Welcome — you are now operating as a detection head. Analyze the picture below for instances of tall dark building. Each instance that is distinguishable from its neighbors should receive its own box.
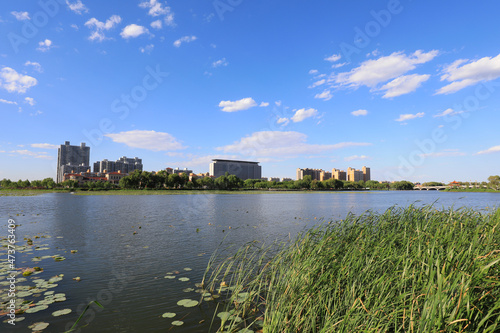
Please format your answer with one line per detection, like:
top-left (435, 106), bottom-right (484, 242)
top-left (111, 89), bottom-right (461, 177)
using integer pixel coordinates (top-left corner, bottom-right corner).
top-left (93, 156), bottom-right (143, 174)
top-left (209, 159), bottom-right (261, 180)
top-left (57, 141), bottom-right (90, 183)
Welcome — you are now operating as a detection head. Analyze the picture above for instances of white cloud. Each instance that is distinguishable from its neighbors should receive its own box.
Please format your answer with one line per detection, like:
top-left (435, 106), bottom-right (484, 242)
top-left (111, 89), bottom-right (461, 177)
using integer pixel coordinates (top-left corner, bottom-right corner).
top-left (11, 11), bottom-right (30, 21)
top-left (0, 98), bottom-right (17, 105)
top-left (66, 0), bottom-right (88, 14)
top-left (314, 90), bottom-right (332, 101)
top-left (351, 109), bottom-right (368, 116)
top-left (30, 110), bottom-right (43, 116)
top-left (31, 143), bottom-right (58, 149)
top-left (139, 44), bottom-right (154, 54)
top-left (333, 50), bottom-right (438, 94)
top-left (219, 97), bottom-right (257, 112)
top-left (37, 39), bottom-right (53, 52)
top-left (164, 13), bottom-right (175, 27)
top-left (436, 54), bottom-right (500, 94)
top-left (259, 102), bottom-right (269, 107)
top-left (433, 108), bottom-right (464, 118)
top-left (212, 58), bottom-right (228, 68)
top-left (344, 155), bottom-right (370, 161)
top-left (217, 131), bottom-right (372, 158)
top-left (291, 108), bottom-right (318, 123)
top-left (275, 100), bottom-right (282, 107)
top-left (309, 69), bottom-right (318, 75)
top-left (309, 79), bottom-right (325, 88)
top-left (71, 24), bottom-right (79, 30)
top-left (380, 74), bottom-right (430, 98)
top-left (85, 15), bottom-right (122, 42)
top-left (173, 35), bottom-right (197, 47)
top-left (9, 150), bottom-right (52, 159)
top-left (325, 54), bottom-right (341, 62)
top-left (139, 0), bottom-right (169, 16)
top-left (475, 145), bottom-right (500, 155)
top-left (277, 117), bottom-right (289, 126)
top-left (395, 112), bottom-right (425, 122)
top-left (332, 62), bottom-right (347, 69)
top-left (151, 20), bottom-right (162, 29)
top-left (121, 24), bottom-right (149, 39)
top-left (105, 130), bottom-right (185, 151)
top-left (24, 61), bottom-right (43, 73)
top-left (0, 67), bottom-right (38, 94)
top-left (24, 97), bottom-right (35, 106)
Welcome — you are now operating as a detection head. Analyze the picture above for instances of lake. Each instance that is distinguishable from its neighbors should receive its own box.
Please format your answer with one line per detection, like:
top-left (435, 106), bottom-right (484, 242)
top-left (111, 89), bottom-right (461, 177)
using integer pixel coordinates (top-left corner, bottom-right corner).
top-left (0, 191), bottom-right (499, 332)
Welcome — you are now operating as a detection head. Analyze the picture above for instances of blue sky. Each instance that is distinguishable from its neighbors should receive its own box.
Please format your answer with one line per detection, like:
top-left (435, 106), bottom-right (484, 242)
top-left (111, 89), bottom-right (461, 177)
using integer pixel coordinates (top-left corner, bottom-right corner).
top-left (1, 0), bottom-right (500, 183)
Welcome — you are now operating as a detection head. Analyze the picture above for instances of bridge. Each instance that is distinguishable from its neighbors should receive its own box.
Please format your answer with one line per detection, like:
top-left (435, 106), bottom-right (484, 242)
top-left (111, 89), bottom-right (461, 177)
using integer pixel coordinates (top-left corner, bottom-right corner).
top-left (414, 186), bottom-right (448, 191)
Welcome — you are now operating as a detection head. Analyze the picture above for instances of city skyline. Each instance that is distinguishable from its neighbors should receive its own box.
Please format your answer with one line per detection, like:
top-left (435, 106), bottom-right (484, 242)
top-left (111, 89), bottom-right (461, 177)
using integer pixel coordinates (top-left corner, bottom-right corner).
top-left (1, 1), bottom-right (500, 183)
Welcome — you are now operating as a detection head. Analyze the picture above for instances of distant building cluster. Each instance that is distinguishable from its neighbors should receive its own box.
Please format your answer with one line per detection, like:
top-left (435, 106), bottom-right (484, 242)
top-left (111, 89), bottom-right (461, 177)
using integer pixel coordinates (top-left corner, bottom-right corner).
top-left (56, 141), bottom-right (142, 185)
top-left (56, 141), bottom-right (370, 186)
top-left (297, 166), bottom-right (370, 182)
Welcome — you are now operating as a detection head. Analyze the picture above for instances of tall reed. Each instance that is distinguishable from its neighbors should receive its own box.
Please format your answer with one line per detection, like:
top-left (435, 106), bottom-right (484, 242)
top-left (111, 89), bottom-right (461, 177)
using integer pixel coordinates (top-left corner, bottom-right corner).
top-left (202, 205), bottom-right (500, 332)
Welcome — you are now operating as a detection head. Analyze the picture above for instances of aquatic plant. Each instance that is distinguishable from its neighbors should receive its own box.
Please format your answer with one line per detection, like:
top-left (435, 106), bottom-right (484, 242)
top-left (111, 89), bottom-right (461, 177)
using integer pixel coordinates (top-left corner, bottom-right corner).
top-left (202, 205), bottom-right (500, 332)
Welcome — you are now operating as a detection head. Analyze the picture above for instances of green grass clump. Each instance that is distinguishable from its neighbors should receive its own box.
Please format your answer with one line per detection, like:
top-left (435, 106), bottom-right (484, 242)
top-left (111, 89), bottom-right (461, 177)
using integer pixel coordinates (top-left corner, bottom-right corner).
top-left (203, 205), bottom-right (500, 332)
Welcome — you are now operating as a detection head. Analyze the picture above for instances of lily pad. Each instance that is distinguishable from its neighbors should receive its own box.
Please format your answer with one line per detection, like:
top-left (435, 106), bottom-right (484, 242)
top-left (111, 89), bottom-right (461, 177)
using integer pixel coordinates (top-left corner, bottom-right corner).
top-left (177, 299), bottom-right (198, 308)
top-left (164, 275), bottom-right (175, 279)
top-left (183, 267), bottom-right (192, 271)
top-left (217, 312), bottom-right (231, 321)
top-left (171, 320), bottom-right (184, 326)
top-left (161, 312), bottom-right (176, 318)
top-left (182, 288), bottom-right (194, 292)
top-left (29, 322), bottom-right (49, 331)
top-left (52, 309), bottom-right (72, 317)
top-left (25, 304), bottom-right (49, 313)
top-left (178, 277), bottom-right (190, 282)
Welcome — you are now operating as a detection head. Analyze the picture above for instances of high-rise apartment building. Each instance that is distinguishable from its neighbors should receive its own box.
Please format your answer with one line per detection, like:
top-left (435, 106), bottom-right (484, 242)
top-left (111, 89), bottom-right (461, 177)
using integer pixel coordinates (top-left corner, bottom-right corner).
top-left (362, 166), bottom-right (371, 182)
top-left (94, 156), bottom-right (143, 174)
top-left (296, 168), bottom-right (323, 180)
top-left (57, 141), bottom-right (90, 183)
top-left (347, 166), bottom-right (371, 182)
top-left (209, 159), bottom-right (261, 180)
top-left (332, 168), bottom-right (347, 181)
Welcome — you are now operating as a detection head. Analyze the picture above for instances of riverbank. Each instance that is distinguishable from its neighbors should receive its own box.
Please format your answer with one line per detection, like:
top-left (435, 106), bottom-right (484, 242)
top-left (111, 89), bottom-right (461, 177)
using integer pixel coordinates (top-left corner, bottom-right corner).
top-left (202, 205), bottom-right (500, 332)
top-left (445, 188), bottom-right (500, 193)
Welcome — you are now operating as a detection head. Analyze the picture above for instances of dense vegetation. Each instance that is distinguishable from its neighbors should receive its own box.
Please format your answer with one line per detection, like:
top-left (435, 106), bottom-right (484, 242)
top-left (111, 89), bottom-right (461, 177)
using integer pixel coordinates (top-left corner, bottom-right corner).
top-left (202, 206), bottom-right (500, 332)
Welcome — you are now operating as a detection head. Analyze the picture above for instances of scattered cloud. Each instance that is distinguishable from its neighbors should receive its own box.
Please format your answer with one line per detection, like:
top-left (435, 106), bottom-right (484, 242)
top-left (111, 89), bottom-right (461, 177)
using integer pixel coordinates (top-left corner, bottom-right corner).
top-left (0, 98), bottom-right (17, 105)
top-left (9, 150), bottom-right (52, 159)
top-left (85, 15), bottom-right (122, 42)
top-left (151, 20), bottom-right (162, 29)
top-left (219, 97), bottom-right (257, 112)
top-left (11, 11), bottom-right (30, 21)
top-left (332, 50), bottom-right (438, 96)
top-left (314, 90), bottom-right (332, 101)
top-left (275, 100), bottom-right (282, 107)
top-left (31, 143), bottom-right (58, 149)
top-left (331, 62), bottom-right (347, 69)
top-left (139, 44), bottom-right (154, 54)
top-left (395, 112), bottom-right (425, 122)
top-left (0, 67), bottom-right (38, 94)
top-left (66, 0), bottom-right (89, 14)
top-left (212, 58), bottom-right (228, 68)
top-left (291, 108), bottom-right (318, 123)
top-left (71, 24), bottom-right (79, 30)
top-left (259, 102), bottom-right (269, 107)
top-left (436, 53), bottom-right (500, 94)
top-left (433, 108), bottom-right (464, 118)
top-left (37, 39), bottom-right (53, 52)
top-left (30, 110), bottom-right (43, 116)
top-left (309, 79), bottom-right (325, 88)
top-left (344, 155), bottom-right (370, 161)
top-left (121, 24), bottom-right (149, 39)
top-left (105, 130), bottom-right (185, 151)
top-left (140, 0), bottom-right (175, 27)
top-left (24, 97), bottom-right (35, 106)
top-left (475, 145), bottom-right (500, 155)
top-left (309, 69), bottom-right (318, 75)
top-left (173, 35), bottom-right (197, 47)
top-left (24, 61), bottom-right (43, 73)
top-left (380, 74), bottom-right (430, 98)
top-left (351, 109), bottom-right (368, 116)
top-left (277, 117), bottom-right (289, 126)
top-left (325, 54), bottom-right (341, 62)
top-left (217, 131), bottom-right (372, 158)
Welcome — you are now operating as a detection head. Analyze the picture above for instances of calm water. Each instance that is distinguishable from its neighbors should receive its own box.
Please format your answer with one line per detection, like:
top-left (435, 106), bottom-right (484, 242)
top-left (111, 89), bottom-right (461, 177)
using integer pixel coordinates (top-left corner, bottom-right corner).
top-left (0, 191), bottom-right (499, 332)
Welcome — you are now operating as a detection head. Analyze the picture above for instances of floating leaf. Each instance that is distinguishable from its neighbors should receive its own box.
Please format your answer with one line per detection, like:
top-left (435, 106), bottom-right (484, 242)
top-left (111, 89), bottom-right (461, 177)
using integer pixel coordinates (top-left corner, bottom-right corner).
top-left (171, 320), bottom-right (184, 326)
top-left (217, 312), bottom-right (231, 321)
top-left (178, 277), bottom-right (190, 282)
top-left (161, 312), bottom-right (176, 318)
top-left (29, 322), bottom-right (49, 331)
top-left (52, 309), bottom-right (72, 317)
top-left (25, 304), bottom-right (49, 313)
top-left (177, 299), bottom-right (198, 307)
top-left (182, 288), bottom-right (194, 292)
top-left (183, 267), bottom-right (192, 271)
top-left (164, 275), bottom-right (175, 279)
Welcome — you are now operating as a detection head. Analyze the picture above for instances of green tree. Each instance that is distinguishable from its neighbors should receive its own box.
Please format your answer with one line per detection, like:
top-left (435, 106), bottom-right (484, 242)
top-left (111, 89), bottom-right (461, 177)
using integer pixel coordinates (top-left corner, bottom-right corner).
top-left (487, 175), bottom-right (500, 189)
top-left (42, 178), bottom-right (56, 189)
top-left (227, 175), bottom-right (243, 189)
top-left (168, 173), bottom-right (182, 189)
